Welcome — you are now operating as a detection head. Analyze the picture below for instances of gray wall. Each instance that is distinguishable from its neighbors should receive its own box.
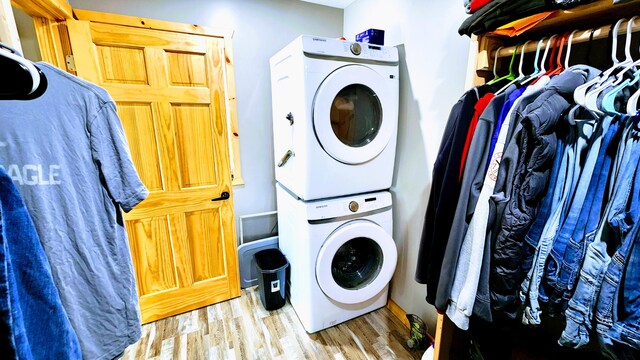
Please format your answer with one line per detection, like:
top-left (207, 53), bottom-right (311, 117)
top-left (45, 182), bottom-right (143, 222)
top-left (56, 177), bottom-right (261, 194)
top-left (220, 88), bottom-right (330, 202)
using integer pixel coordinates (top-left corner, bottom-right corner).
top-left (66, 0), bottom-right (344, 229)
top-left (344, 0), bottom-right (470, 335)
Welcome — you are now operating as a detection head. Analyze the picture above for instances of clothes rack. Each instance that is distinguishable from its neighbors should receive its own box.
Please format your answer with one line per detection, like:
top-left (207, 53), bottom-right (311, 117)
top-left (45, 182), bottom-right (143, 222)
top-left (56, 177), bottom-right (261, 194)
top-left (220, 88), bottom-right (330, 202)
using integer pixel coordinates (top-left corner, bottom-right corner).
top-left (433, 1), bottom-right (640, 359)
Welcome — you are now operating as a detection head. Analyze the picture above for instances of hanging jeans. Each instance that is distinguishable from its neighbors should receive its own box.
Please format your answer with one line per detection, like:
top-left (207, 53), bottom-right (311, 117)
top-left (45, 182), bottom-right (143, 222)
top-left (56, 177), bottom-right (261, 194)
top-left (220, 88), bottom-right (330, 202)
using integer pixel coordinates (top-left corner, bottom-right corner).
top-left (596, 132), bottom-right (640, 356)
top-left (521, 115), bottom-right (600, 325)
top-left (546, 117), bottom-right (623, 313)
top-left (560, 129), bottom-right (640, 349)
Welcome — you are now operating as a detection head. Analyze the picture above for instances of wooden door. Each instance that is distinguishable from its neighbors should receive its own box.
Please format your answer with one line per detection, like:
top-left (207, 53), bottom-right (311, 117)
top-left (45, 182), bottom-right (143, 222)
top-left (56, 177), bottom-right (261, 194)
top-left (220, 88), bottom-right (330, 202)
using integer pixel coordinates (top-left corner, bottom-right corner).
top-left (66, 19), bottom-right (240, 323)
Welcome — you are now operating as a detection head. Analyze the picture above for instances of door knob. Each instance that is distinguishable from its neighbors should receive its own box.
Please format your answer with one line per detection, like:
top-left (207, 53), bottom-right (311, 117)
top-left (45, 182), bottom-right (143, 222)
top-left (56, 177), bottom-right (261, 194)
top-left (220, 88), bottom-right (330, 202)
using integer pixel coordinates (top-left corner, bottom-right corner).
top-left (211, 191), bottom-right (230, 202)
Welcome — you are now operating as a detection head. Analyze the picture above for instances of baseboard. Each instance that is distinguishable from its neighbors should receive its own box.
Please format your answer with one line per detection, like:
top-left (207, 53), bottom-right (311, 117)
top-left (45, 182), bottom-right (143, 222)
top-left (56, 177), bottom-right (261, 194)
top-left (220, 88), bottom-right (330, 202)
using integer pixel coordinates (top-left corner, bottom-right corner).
top-left (386, 299), bottom-right (411, 329)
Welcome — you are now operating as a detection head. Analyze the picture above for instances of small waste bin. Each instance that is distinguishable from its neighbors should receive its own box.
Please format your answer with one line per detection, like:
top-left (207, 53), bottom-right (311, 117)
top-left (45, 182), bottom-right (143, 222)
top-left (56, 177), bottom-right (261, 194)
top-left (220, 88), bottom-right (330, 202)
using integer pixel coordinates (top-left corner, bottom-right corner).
top-left (254, 248), bottom-right (289, 311)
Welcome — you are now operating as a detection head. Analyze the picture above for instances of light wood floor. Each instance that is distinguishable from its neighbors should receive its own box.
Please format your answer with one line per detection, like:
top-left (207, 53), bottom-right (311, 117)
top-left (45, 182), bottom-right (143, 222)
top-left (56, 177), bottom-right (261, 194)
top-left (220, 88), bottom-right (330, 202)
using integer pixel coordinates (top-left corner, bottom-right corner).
top-left (121, 287), bottom-right (422, 360)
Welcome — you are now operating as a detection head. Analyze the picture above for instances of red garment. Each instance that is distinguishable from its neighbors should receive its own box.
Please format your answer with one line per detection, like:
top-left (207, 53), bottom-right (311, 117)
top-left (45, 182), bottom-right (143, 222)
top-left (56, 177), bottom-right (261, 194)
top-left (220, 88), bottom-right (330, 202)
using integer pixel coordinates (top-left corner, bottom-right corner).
top-left (459, 93), bottom-right (495, 180)
top-left (470, 0), bottom-right (494, 13)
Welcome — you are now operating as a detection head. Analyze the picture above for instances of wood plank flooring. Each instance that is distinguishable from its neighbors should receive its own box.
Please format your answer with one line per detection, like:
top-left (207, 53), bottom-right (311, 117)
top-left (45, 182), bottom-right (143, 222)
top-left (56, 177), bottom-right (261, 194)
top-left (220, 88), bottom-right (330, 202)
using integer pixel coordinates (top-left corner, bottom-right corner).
top-left (121, 287), bottom-right (423, 359)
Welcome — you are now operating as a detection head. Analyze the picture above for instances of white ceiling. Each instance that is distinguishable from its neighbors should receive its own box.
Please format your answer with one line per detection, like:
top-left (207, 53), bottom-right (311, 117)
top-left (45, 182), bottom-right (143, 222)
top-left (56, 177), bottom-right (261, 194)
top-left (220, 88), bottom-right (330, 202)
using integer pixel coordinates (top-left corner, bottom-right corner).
top-left (300, 0), bottom-right (356, 9)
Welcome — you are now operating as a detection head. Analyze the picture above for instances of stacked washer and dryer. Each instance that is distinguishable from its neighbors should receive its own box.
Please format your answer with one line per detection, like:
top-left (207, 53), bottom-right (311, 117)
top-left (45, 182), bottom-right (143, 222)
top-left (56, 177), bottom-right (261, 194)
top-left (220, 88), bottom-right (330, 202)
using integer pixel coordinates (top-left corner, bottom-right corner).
top-left (269, 35), bottom-right (400, 333)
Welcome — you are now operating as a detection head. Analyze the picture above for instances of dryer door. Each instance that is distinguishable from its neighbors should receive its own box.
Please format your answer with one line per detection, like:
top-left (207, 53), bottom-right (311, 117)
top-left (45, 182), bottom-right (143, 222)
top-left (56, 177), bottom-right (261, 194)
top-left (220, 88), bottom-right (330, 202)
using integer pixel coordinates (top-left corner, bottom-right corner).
top-left (313, 64), bottom-right (394, 164)
top-left (316, 220), bottom-right (397, 304)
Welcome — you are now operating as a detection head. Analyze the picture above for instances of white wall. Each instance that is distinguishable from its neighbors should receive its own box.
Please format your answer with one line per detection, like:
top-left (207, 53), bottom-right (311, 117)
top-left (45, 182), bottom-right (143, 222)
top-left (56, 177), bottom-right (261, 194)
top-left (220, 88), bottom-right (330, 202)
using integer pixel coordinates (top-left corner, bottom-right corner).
top-left (66, 0), bottom-right (343, 227)
top-left (344, 0), bottom-right (470, 334)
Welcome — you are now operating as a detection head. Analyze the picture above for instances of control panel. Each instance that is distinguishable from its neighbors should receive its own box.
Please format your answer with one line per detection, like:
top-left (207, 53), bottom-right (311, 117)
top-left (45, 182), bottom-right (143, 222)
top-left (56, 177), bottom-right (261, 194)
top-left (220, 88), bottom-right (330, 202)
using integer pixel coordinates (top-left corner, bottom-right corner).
top-left (300, 35), bottom-right (398, 63)
top-left (306, 191), bottom-right (392, 221)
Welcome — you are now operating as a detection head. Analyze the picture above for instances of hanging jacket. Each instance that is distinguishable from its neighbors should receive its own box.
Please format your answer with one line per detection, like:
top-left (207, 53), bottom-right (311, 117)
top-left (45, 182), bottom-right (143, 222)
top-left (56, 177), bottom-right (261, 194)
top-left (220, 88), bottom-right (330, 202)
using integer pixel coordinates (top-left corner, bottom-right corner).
top-left (436, 85), bottom-right (515, 313)
top-left (489, 65), bottom-right (600, 320)
top-left (416, 85), bottom-right (493, 304)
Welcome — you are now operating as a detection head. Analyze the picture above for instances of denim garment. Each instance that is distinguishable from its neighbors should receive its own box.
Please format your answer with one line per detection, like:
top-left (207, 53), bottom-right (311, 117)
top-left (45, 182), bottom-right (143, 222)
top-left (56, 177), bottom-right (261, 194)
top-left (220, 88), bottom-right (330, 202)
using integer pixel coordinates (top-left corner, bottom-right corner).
top-left (545, 117), bottom-right (621, 310)
top-left (520, 108), bottom-right (595, 297)
top-left (553, 117), bottom-right (625, 308)
top-left (521, 114), bottom-right (600, 325)
top-left (490, 66), bottom-right (600, 320)
top-left (597, 135), bottom-right (640, 353)
top-left (520, 135), bottom-right (566, 288)
top-left (609, 220), bottom-right (640, 351)
top-left (0, 166), bottom-right (81, 359)
top-left (597, 220), bottom-right (640, 356)
top-left (560, 131), bottom-right (640, 348)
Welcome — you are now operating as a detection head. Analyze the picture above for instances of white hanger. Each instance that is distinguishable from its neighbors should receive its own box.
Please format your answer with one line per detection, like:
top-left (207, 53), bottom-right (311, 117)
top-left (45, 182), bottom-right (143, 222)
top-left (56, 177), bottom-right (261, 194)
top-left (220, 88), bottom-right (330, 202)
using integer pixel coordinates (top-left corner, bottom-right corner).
top-left (610, 16), bottom-right (640, 87)
top-left (520, 37), bottom-right (547, 85)
top-left (564, 30), bottom-right (578, 69)
top-left (575, 19), bottom-right (626, 107)
top-left (0, 46), bottom-right (40, 94)
top-left (584, 18), bottom-right (636, 112)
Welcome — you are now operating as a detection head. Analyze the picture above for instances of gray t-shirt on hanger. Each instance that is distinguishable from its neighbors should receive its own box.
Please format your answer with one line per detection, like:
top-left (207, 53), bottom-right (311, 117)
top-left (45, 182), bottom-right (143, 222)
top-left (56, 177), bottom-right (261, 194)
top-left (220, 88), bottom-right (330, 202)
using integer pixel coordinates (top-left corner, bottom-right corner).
top-left (0, 63), bottom-right (148, 360)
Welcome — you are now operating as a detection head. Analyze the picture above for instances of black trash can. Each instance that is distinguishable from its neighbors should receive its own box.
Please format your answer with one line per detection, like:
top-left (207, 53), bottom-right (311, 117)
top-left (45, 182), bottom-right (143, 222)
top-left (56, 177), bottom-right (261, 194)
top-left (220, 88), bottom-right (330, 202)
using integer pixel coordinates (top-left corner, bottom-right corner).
top-left (254, 248), bottom-right (289, 311)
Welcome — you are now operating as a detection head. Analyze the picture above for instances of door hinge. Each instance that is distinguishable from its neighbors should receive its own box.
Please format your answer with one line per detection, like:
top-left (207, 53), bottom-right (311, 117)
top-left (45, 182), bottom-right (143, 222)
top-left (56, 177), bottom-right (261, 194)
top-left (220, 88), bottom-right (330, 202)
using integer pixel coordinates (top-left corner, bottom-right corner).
top-left (65, 55), bottom-right (77, 72)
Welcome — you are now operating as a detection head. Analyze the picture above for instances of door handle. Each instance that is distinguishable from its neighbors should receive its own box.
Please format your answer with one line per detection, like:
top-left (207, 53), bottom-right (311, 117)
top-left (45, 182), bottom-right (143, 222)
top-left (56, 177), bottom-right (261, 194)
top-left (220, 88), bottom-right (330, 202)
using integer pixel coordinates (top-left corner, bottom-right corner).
top-left (286, 112), bottom-right (294, 126)
top-left (211, 191), bottom-right (230, 202)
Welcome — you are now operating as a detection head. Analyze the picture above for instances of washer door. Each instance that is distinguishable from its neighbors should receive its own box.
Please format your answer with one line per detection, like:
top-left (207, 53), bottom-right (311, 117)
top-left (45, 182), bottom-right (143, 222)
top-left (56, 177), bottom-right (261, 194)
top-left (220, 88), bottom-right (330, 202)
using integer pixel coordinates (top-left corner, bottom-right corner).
top-left (316, 220), bottom-right (397, 304)
top-left (313, 65), bottom-right (393, 164)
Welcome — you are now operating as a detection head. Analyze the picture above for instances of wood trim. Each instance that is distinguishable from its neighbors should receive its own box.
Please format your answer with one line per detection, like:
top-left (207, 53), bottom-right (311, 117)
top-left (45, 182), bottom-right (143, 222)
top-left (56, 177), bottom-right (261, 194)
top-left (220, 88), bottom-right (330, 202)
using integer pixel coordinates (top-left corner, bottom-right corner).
top-left (386, 299), bottom-right (411, 329)
top-left (433, 314), bottom-right (453, 360)
top-left (223, 37), bottom-right (244, 186)
top-left (493, 19), bottom-right (640, 59)
top-left (494, 0), bottom-right (640, 38)
top-left (33, 17), bottom-right (64, 68)
top-left (11, 0), bottom-right (72, 20)
top-left (1, 0), bottom-right (23, 54)
top-left (73, 9), bottom-right (234, 39)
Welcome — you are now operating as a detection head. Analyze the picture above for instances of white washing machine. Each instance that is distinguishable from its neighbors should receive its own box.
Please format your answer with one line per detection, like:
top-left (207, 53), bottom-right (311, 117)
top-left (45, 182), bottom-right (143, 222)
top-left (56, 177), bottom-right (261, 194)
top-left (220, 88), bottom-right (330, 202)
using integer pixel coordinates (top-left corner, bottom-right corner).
top-left (270, 35), bottom-right (399, 201)
top-left (276, 184), bottom-right (398, 333)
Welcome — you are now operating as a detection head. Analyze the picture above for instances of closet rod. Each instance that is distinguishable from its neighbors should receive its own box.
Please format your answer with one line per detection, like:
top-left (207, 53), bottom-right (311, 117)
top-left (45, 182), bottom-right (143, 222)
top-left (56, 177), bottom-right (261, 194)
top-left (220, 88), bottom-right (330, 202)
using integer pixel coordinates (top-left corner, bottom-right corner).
top-left (492, 19), bottom-right (640, 58)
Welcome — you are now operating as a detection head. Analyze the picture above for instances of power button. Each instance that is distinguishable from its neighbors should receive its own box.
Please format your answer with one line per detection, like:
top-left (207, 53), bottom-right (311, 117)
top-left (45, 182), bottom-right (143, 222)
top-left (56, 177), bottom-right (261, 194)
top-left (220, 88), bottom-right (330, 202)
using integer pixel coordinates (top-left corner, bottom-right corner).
top-left (348, 201), bottom-right (359, 212)
top-left (350, 42), bottom-right (362, 55)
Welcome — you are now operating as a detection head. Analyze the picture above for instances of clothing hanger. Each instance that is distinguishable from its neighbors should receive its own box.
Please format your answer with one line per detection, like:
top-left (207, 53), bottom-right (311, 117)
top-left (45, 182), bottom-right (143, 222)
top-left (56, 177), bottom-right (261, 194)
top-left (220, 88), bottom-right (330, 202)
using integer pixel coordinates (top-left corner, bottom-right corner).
top-left (564, 30), bottom-right (578, 69)
top-left (488, 46), bottom-right (518, 86)
top-left (0, 43), bottom-right (47, 100)
top-left (0, 46), bottom-right (39, 93)
top-left (610, 16), bottom-right (640, 87)
top-left (487, 46), bottom-right (503, 85)
top-left (547, 33), bottom-right (568, 76)
top-left (495, 43), bottom-right (528, 95)
top-left (520, 37), bottom-right (547, 86)
top-left (584, 18), bottom-right (635, 112)
top-left (575, 20), bottom-right (624, 107)
top-left (602, 69), bottom-right (640, 115)
top-left (530, 34), bottom-right (558, 85)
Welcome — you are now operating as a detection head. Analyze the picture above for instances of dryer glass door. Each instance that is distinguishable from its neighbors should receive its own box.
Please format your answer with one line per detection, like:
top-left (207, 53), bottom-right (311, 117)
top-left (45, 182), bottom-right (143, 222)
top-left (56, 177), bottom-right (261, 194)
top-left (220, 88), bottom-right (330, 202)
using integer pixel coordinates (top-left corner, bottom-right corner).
top-left (313, 65), bottom-right (394, 164)
top-left (316, 220), bottom-right (397, 304)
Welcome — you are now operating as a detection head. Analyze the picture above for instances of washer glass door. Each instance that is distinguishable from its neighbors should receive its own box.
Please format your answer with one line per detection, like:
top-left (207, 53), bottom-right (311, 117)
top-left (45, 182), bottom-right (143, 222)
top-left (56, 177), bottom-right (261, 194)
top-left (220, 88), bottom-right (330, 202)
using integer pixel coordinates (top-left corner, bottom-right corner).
top-left (316, 220), bottom-right (397, 304)
top-left (313, 64), bottom-right (394, 164)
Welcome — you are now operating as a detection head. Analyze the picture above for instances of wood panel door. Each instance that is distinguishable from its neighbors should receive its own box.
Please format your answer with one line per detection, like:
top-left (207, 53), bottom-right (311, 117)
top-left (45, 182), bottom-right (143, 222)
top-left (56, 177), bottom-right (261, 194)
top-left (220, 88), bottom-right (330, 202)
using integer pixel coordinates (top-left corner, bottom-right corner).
top-left (66, 19), bottom-right (240, 323)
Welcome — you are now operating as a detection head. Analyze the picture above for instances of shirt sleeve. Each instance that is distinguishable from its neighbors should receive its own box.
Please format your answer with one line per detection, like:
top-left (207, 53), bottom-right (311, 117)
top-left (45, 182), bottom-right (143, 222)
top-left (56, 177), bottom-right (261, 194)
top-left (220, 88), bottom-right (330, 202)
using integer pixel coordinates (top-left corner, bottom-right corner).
top-left (88, 101), bottom-right (149, 212)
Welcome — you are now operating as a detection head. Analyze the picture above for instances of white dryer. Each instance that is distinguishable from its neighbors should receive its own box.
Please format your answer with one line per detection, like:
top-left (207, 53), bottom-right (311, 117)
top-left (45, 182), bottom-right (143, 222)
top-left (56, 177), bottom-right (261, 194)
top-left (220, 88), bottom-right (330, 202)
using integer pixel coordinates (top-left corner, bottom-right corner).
top-left (270, 35), bottom-right (399, 201)
top-left (276, 184), bottom-right (397, 333)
